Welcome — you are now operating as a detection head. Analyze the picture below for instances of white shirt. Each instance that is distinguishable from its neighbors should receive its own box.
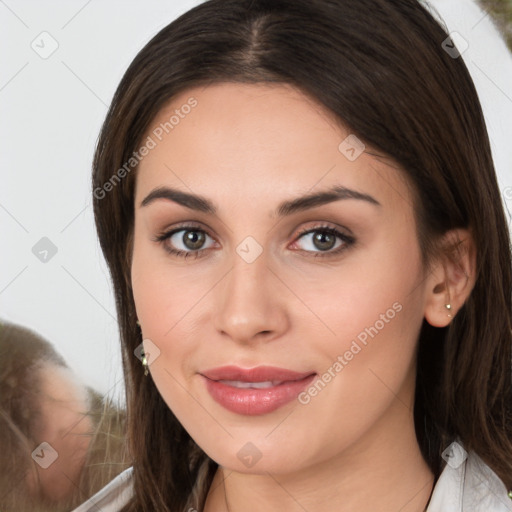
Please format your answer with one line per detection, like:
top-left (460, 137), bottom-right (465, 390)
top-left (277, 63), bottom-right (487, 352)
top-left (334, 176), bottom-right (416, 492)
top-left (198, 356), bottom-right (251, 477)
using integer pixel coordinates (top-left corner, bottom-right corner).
top-left (72, 448), bottom-right (512, 511)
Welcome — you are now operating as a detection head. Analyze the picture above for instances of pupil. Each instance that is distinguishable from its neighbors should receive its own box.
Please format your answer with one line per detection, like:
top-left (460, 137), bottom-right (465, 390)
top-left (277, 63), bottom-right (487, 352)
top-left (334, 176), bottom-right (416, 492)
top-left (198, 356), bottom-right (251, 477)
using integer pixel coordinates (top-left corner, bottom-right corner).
top-left (184, 230), bottom-right (205, 250)
top-left (314, 231), bottom-right (335, 251)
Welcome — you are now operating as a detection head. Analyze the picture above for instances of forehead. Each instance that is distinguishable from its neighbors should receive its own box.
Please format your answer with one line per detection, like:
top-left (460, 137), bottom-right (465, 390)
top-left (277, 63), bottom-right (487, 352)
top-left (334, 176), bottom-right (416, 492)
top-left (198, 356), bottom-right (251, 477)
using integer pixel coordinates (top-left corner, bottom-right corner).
top-left (136, 82), bottom-right (414, 216)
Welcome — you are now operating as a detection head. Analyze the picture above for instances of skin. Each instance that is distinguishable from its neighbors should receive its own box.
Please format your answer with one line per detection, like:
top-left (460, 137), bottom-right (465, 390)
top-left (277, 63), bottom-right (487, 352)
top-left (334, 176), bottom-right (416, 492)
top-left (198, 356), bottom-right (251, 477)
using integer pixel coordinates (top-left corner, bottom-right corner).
top-left (131, 82), bottom-right (476, 512)
top-left (27, 363), bottom-right (93, 504)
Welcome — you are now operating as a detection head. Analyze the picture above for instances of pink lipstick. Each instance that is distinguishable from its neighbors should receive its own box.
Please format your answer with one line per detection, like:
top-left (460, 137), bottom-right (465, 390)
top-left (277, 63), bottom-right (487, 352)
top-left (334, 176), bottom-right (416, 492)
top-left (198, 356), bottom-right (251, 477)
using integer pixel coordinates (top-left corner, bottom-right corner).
top-left (200, 365), bottom-right (316, 415)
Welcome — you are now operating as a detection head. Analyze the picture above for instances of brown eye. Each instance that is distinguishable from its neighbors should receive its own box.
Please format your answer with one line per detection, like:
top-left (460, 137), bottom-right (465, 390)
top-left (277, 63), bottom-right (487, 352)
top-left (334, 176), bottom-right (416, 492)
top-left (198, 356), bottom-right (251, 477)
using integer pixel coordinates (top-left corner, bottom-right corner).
top-left (153, 225), bottom-right (216, 258)
top-left (292, 225), bottom-right (355, 257)
top-left (181, 230), bottom-right (206, 250)
top-left (310, 231), bottom-right (337, 251)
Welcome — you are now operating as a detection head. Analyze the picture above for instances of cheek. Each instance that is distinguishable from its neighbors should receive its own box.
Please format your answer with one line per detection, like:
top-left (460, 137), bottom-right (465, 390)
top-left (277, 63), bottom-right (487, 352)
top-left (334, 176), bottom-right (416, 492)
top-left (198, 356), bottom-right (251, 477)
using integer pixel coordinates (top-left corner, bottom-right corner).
top-left (286, 230), bottom-right (423, 362)
top-left (131, 237), bottom-right (203, 336)
top-left (131, 245), bottom-right (204, 404)
top-left (287, 238), bottom-right (424, 420)
top-left (130, 220), bottom-right (426, 470)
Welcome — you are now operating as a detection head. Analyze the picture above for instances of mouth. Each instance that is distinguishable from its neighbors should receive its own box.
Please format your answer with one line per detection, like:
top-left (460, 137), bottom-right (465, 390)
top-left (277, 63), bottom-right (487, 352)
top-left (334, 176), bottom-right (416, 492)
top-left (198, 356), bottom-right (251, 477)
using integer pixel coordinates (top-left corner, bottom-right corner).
top-left (200, 365), bottom-right (317, 415)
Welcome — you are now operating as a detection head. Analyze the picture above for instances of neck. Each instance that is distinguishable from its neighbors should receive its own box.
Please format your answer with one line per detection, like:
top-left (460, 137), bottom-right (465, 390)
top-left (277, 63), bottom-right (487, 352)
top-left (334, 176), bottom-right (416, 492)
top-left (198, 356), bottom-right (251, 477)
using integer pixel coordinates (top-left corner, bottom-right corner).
top-left (204, 386), bottom-right (434, 512)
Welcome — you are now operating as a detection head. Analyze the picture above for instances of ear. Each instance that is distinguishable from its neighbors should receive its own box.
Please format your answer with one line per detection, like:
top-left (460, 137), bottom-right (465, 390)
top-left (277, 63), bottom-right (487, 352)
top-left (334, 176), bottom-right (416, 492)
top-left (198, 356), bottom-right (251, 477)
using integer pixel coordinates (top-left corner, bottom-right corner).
top-left (424, 228), bottom-right (477, 328)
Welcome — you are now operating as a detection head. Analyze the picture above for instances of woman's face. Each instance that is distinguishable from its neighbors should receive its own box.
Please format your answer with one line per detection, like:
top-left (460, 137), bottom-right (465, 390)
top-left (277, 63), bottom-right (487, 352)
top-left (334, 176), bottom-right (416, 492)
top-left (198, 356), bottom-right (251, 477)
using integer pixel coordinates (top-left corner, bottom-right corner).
top-left (131, 82), bottom-right (430, 473)
top-left (27, 363), bottom-right (92, 502)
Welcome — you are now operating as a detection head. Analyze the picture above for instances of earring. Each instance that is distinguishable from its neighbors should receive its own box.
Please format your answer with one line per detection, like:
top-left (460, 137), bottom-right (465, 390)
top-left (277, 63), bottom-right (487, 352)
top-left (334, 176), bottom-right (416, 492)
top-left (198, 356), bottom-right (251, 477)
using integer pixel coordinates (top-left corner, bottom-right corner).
top-left (136, 321), bottom-right (148, 376)
top-left (141, 347), bottom-right (149, 376)
top-left (445, 304), bottom-right (453, 318)
top-left (508, 490), bottom-right (512, 500)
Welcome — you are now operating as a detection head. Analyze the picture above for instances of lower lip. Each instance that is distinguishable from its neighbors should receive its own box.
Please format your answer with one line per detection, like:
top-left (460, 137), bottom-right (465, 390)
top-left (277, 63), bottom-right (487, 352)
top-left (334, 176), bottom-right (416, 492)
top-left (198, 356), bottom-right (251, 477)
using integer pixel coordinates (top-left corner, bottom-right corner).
top-left (202, 374), bottom-right (316, 415)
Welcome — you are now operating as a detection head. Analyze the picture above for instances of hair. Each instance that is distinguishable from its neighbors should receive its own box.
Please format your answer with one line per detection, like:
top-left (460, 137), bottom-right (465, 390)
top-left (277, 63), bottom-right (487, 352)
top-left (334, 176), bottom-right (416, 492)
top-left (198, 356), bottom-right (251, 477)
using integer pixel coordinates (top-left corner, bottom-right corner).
top-left (91, 0), bottom-right (512, 510)
top-left (0, 320), bottom-right (131, 511)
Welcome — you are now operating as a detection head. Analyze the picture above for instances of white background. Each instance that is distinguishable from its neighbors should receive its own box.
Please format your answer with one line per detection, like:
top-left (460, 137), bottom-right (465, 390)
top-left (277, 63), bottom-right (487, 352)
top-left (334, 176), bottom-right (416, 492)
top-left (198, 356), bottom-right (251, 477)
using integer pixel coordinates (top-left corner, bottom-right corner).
top-left (1, 0), bottom-right (511, 404)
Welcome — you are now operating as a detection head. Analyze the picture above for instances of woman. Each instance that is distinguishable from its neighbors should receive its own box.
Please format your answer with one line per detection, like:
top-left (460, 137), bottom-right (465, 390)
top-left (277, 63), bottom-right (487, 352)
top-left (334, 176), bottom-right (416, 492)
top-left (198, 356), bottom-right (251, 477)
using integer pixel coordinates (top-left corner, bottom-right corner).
top-left (0, 321), bottom-right (130, 511)
top-left (75, 0), bottom-right (512, 510)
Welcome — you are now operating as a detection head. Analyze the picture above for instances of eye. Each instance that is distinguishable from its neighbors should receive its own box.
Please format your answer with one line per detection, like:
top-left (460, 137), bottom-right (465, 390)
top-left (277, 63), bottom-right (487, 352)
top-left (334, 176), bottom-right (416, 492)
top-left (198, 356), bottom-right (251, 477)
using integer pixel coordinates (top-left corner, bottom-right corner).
top-left (153, 223), bottom-right (355, 259)
top-left (152, 224), bottom-right (216, 259)
top-left (290, 224), bottom-right (355, 257)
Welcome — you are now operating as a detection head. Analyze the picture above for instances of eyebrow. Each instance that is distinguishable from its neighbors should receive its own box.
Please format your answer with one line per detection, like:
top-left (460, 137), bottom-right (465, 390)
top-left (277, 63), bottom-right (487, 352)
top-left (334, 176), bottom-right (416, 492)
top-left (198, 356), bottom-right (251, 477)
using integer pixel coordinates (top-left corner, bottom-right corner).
top-left (140, 184), bottom-right (381, 216)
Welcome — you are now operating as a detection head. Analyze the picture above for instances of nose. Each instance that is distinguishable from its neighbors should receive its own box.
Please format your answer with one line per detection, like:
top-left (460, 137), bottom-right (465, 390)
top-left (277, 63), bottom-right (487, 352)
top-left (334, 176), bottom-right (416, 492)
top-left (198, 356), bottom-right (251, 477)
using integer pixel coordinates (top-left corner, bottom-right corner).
top-left (212, 248), bottom-right (289, 346)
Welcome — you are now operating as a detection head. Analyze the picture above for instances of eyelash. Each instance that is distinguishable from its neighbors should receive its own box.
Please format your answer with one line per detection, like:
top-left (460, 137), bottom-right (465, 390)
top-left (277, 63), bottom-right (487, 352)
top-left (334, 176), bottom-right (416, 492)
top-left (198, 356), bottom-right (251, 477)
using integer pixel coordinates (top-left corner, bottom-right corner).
top-left (152, 223), bottom-right (355, 260)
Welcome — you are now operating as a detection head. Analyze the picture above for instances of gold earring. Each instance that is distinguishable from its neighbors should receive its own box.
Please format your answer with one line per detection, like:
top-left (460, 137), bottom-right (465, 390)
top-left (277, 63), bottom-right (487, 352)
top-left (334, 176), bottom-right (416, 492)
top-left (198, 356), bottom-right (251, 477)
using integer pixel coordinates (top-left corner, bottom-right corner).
top-left (445, 303), bottom-right (453, 318)
top-left (136, 320), bottom-right (141, 327)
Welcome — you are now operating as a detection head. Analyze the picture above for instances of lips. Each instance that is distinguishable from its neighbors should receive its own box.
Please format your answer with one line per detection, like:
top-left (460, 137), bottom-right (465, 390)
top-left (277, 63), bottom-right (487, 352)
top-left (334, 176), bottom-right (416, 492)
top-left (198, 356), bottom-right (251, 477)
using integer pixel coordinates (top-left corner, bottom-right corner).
top-left (200, 365), bottom-right (316, 415)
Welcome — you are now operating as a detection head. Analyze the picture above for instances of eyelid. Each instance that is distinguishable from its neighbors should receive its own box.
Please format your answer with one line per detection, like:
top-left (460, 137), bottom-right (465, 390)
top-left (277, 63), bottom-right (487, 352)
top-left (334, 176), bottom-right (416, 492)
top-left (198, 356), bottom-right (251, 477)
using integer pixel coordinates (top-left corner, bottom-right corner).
top-left (153, 221), bottom-right (217, 248)
top-left (290, 223), bottom-right (355, 255)
top-left (293, 222), bottom-right (353, 239)
top-left (154, 221), bottom-right (215, 241)
top-left (153, 221), bottom-right (355, 259)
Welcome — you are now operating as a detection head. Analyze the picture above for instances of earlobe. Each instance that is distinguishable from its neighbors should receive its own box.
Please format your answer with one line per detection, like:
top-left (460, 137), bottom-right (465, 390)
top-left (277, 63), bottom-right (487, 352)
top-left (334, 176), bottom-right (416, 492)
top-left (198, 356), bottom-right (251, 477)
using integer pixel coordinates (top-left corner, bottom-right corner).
top-left (424, 278), bottom-right (454, 328)
top-left (423, 228), bottom-right (477, 328)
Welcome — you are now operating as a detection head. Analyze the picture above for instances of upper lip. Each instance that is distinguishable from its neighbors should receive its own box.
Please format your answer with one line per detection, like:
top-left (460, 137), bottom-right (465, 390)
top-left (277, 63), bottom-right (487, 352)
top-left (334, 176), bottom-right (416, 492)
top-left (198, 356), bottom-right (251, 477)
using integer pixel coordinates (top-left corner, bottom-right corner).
top-left (200, 365), bottom-right (316, 383)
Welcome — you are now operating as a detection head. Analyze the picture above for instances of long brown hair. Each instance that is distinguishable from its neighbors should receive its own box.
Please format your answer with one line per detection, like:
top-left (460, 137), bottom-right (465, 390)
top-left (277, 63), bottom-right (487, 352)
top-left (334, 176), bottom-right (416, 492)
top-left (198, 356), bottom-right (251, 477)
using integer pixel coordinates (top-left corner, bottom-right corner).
top-left (91, 0), bottom-right (512, 510)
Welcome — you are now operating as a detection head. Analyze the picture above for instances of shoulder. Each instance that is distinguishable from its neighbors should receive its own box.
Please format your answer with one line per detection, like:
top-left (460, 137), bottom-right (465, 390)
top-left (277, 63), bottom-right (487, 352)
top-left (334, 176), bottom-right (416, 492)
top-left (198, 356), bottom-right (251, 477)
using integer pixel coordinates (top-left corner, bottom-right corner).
top-left (427, 442), bottom-right (512, 512)
top-left (71, 467), bottom-right (134, 512)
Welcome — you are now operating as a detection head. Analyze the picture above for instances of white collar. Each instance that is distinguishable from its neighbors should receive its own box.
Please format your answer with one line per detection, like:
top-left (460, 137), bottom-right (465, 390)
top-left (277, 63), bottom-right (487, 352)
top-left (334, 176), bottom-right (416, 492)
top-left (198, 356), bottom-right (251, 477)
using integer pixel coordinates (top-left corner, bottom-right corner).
top-left (427, 442), bottom-right (512, 511)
